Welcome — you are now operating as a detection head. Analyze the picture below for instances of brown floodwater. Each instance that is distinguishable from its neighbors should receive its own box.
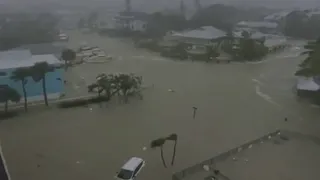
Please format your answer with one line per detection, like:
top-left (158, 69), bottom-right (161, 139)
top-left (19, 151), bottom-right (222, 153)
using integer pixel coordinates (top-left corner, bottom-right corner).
top-left (0, 31), bottom-right (319, 180)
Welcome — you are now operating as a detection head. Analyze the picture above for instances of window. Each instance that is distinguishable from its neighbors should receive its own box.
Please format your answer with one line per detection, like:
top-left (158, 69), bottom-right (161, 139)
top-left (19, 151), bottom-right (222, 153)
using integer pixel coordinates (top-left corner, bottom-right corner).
top-left (117, 169), bottom-right (133, 179)
top-left (0, 72), bottom-right (7, 76)
top-left (133, 162), bottom-right (143, 176)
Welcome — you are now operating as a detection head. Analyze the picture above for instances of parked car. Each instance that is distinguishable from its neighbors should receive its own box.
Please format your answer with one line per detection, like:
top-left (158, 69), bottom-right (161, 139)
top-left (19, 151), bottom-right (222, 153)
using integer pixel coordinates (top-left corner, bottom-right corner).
top-left (115, 157), bottom-right (145, 180)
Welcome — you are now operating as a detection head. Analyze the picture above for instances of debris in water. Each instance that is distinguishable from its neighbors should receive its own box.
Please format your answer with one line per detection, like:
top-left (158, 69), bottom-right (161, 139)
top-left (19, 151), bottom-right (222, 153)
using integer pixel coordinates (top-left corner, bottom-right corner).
top-left (203, 165), bottom-right (210, 171)
top-left (248, 144), bottom-right (252, 149)
top-left (268, 136), bottom-right (271, 139)
top-left (89, 108), bottom-right (93, 111)
top-left (232, 157), bottom-right (237, 161)
top-left (168, 89), bottom-right (175, 92)
top-left (142, 147), bottom-right (147, 151)
top-left (237, 147), bottom-right (242, 152)
top-left (244, 159), bottom-right (249, 162)
top-left (76, 161), bottom-right (80, 164)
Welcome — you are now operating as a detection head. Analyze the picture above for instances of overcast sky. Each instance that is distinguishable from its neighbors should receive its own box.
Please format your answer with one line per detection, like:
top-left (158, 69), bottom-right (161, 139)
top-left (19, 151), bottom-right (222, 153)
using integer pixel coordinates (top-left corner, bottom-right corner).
top-left (1, 0), bottom-right (320, 11)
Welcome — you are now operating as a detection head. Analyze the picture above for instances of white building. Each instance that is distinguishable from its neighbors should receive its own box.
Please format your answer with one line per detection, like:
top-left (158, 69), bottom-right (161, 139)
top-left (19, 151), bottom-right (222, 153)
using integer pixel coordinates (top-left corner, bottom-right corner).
top-left (235, 21), bottom-right (279, 34)
top-left (112, 12), bottom-right (148, 33)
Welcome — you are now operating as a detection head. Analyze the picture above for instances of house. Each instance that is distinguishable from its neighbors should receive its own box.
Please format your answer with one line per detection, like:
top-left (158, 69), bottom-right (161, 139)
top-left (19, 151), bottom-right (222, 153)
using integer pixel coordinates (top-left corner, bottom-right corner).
top-left (112, 11), bottom-right (148, 32)
top-left (296, 76), bottom-right (320, 97)
top-left (170, 26), bottom-right (227, 45)
top-left (235, 21), bottom-right (279, 34)
top-left (264, 11), bottom-right (291, 22)
top-left (0, 50), bottom-right (64, 102)
top-left (233, 31), bottom-right (287, 52)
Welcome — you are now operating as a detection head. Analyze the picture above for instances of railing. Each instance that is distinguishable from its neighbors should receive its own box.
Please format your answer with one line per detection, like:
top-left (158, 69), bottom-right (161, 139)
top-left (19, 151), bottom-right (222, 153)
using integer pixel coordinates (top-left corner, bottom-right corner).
top-left (172, 130), bottom-right (281, 180)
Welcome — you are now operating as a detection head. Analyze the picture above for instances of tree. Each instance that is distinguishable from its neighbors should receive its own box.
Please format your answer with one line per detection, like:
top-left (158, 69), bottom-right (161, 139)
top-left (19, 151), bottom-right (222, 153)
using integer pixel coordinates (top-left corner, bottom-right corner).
top-left (166, 133), bottom-right (178, 165)
top-left (30, 62), bottom-right (55, 106)
top-left (234, 31), bottom-right (268, 61)
top-left (89, 73), bottom-right (143, 103)
top-left (0, 85), bottom-right (21, 113)
top-left (295, 38), bottom-right (320, 76)
top-left (88, 73), bottom-right (114, 99)
top-left (10, 67), bottom-right (30, 112)
top-left (150, 138), bottom-right (167, 168)
top-left (61, 49), bottom-right (76, 71)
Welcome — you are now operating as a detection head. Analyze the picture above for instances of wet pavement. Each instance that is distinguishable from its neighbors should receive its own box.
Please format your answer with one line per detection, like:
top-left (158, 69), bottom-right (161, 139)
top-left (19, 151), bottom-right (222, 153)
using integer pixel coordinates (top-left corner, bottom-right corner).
top-left (0, 31), bottom-right (320, 180)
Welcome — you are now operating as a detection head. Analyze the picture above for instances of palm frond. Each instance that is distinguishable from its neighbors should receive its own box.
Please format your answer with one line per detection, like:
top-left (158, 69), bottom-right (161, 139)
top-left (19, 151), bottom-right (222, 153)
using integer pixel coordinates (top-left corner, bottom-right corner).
top-left (166, 133), bottom-right (178, 141)
top-left (150, 138), bottom-right (166, 148)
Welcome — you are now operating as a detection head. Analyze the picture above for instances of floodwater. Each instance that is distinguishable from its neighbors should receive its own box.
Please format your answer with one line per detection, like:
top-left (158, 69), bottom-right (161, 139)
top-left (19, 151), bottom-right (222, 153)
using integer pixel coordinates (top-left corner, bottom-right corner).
top-left (0, 31), bottom-right (320, 180)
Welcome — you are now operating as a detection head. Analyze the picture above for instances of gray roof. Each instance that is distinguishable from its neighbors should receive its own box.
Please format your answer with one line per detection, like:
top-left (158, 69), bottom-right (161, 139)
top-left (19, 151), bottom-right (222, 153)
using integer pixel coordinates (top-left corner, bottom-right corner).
top-left (297, 76), bottom-right (320, 91)
top-left (0, 50), bottom-right (62, 69)
top-left (237, 21), bottom-right (278, 29)
top-left (12, 43), bottom-right (65, 56)
top-left (172, 26), bottom-right (226, 40)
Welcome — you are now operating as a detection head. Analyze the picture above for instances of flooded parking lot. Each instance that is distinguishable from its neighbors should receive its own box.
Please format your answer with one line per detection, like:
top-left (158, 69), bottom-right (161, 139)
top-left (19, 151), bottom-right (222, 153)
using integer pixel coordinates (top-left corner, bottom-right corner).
top-left (1, 31), bottom-right (320, 180)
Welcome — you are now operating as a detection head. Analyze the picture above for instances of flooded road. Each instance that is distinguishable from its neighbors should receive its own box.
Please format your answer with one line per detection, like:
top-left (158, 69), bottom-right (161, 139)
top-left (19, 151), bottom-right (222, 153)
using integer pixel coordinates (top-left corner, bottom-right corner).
top-left (1, 31), bottom-right (320, 180)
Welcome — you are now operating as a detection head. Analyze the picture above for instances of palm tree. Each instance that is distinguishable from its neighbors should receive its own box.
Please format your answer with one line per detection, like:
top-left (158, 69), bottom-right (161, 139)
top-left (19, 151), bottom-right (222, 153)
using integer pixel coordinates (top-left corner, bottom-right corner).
top-left (31, 62), bottom-right (55, 106)
top-left (0, 85), bottom-right (21, 113)
top-left (295, 38), bottom-right (320, 76)
top-left (166, 133), bottom-right (178, 165)
top-left (150, 138), bottom-right (167, 168)
top-left (89, 74), bottom-right (110, 98)
top-left (10, 67), bottom-right (30, 112)
top-left (61, 49), bottom-right (76, 71)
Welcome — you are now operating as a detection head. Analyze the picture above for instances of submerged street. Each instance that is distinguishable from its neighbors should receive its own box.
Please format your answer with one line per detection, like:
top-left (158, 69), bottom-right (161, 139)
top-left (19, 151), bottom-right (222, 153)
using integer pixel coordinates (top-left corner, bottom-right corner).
top-left (0, 31), bottom-right (320, 180)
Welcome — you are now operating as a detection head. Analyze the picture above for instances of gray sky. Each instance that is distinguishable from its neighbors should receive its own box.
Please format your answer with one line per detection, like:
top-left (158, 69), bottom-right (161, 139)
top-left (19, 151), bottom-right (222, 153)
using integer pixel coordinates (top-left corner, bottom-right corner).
top-left (1, 0), bottom-right (320, 11)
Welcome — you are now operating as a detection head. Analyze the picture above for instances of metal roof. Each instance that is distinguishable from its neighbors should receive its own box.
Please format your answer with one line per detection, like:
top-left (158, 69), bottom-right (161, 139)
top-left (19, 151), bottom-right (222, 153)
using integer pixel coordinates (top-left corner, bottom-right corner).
top-left (236, 21), bottom-right (278, 29)
top-left (0, 50), bottom-right (62, 69)
top-left (172, 26), bottom-right (226, 40)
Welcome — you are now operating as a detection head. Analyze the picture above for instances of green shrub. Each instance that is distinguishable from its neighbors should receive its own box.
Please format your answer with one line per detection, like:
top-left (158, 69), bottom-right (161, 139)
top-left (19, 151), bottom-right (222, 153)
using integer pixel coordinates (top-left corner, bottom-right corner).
top-left (58, 96), bottom-right (109, 108)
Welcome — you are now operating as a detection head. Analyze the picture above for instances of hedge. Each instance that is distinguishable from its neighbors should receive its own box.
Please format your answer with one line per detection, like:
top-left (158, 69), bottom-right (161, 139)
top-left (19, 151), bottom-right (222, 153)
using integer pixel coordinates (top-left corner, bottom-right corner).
top-left (58, 96), bottom-right (109, 108)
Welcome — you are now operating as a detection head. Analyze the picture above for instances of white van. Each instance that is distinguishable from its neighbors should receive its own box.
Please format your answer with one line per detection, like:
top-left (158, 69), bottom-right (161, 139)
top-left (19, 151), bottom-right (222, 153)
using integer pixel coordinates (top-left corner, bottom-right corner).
top-left (116, 157), bottom-right (145, 180)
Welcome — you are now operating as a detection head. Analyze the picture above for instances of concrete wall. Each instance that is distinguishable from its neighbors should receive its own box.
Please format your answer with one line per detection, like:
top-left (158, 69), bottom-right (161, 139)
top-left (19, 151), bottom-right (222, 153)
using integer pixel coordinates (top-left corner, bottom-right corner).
top-left (0, 67), bottom-right (64, 102)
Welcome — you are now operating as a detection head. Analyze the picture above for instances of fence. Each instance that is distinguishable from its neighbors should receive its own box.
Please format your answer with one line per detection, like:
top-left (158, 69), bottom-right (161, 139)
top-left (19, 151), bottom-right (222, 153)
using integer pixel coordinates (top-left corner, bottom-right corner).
top-left (172, 130), bottom-right (281, 180)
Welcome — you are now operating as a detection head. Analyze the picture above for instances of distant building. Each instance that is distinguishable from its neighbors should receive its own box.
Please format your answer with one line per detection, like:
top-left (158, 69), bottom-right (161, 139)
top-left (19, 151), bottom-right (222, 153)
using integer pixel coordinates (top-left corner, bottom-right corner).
top-left (0, 50), bottom-right (64, 102)
top-left (112, 11), bottom-right (148, 32)
top-left (170, 26), bottom-right (227, 45)
top-left (264, 11), bottom-right (291, 22)
top-left (235, 21), bottom-right (279, 34)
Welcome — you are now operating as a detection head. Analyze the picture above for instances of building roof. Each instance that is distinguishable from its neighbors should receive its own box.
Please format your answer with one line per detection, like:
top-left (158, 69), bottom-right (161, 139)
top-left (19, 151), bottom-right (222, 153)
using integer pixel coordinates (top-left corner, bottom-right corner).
top-left (12, 43), bottom-right (65, 56)
top-left (0, 50), bottom-right (62, 69)
top-left (172, 26), bottom-right (226, 40)
top-left (236, 21), bottom-right (278, 29)
top-left (264, 11), bottom-right (291, 21)
top-left (297, 76), bottom-right (320, 91)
